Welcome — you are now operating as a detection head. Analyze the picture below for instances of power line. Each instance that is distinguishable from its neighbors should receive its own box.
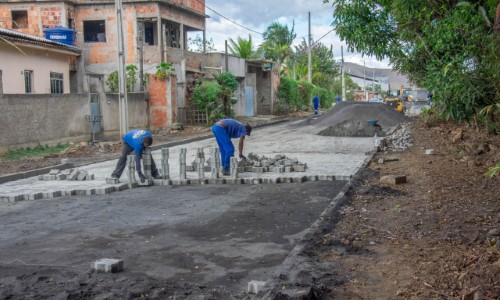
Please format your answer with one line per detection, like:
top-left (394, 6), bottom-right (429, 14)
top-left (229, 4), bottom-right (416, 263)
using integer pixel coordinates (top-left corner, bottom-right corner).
top-left (194, 0), bottom-right (263, 35)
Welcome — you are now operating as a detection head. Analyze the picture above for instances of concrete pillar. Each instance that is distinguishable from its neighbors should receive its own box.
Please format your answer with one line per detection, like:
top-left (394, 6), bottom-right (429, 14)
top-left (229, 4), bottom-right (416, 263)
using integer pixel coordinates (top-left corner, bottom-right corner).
top-left (179, 23), bottom-right (184, 50)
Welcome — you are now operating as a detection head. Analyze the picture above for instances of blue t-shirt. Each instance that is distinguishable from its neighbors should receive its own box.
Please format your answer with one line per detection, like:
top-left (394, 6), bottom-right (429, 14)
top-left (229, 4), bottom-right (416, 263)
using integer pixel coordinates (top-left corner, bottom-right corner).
top-left (122, 129), bottom-right (151, 156)
top-left (313, 96), bottom-right (320, 106)
top-left (221, 119), bottom-right (246, 139)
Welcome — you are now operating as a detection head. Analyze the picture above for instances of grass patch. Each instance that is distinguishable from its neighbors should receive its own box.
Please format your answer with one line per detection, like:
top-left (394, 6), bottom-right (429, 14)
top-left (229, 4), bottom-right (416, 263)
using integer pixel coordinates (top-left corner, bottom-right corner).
top-left (4, 143), bottom-right (69, 161)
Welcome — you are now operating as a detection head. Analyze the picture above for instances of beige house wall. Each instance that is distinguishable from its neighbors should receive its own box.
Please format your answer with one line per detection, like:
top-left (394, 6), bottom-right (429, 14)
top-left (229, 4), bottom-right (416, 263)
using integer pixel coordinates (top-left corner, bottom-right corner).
top-left (0, 42), bottom-right (73, 94)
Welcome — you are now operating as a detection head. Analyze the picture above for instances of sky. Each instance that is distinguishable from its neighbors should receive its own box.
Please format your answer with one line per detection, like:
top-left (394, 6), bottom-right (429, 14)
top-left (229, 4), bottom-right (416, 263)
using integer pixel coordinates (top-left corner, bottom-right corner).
top-left (194, 0), bottom-right (392, 69)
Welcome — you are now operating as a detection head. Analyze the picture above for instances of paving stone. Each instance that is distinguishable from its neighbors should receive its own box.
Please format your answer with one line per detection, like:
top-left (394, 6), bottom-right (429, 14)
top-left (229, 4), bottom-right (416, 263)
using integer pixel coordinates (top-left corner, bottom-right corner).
top-left (49, 169), bottom-right (60, 175)
top-left (60, 158), bottom-right (70, 164)
top-left (27, 193), bottom-right (43, 200)
top-left (425, 149), bottom-right (435, 155)
top-left (92, 258), bottom-right (124, 273)
top-left (378, 158), bottom-right (385, 164)
top-left (251, 178), bottom-right (262, 184)
top-left (8, 195), bottom-right (24, 203)
top-left (244, 166), bottom-right (253, 172)
top-left (293, 164), bottom-right (306, 172)
top-left (114, 184), bottom-right (129, 191)
top-left (96, 187), bottom-right (114, 195)
top-left (380, 175), bottom-right (407, 185)
top-left (68, 169), bottom-right (80, 180)
top-left (75, 190), bottom-right (87, 196)
top-left (138, 179), bottom-right (152, 187)
top-left (1, 197), bottom-right (9, 203)
top-left (57, 174), bottom-right (67, 180)
top-left (248, 280), bottom-right (266, 294)
top-left (226, 178), bottom-right (243, 184)
top-left (173, 179), bottom-right (191, 185)
top-left (106, 178), bottom-right (120, 184)
top-left (77, 171), bottom-right (88, 181)
top-left (284, 166), bottom-right (292, 173)
top-left (253, 167), bottom-right (265, 173)
top-left (243, 178), bottom-right (252, 184)
top-left (85, 189), bottom-right (96, 196)
top-left (308, 175), bottom-right (318, 181)
top-left (128, 183), bottom-right (138, 189)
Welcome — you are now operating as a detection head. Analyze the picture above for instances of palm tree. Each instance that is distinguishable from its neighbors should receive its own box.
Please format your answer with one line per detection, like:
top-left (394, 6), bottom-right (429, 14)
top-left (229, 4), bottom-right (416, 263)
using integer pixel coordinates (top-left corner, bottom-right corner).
top-left (259, 21), bottom-right (296, 73)
top-left (228, 34), bottom-right (256, 59)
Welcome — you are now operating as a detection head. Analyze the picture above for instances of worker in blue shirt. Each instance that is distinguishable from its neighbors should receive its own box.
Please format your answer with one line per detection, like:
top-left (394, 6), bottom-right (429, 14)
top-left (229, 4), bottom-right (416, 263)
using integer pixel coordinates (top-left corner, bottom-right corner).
top-left (313, 94), bottom-right (320, 115)
top-left (111, 129), bottom-right (161, 182)
top-left (212, 119), bottom-right (252, 175)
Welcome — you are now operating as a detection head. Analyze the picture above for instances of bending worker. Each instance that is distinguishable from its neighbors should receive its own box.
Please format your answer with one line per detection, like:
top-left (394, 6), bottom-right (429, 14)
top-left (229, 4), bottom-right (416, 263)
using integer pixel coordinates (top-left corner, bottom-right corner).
top-left (212, 119), bottom-right (252, 176)
top-left (111, 129), bottom-right (162, 182)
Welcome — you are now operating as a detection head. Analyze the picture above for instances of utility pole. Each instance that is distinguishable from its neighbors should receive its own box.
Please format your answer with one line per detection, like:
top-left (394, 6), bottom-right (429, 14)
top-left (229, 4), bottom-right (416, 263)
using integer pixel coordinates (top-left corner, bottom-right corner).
top-left (137, 22), bottom-right (149, 130)
top-left (341, 45), bottom-right (345, 102)
top-left (307, 11), bottom-right (312, 83)
top-left (115, 0), bottom-right (128, 136)
top-left (363, 60), bottom-right (367, 101)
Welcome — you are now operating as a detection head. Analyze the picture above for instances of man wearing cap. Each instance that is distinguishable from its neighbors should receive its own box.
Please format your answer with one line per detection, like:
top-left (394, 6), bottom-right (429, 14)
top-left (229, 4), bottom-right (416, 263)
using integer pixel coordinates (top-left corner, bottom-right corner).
top-left (212, 119), bottom-right (252, 176)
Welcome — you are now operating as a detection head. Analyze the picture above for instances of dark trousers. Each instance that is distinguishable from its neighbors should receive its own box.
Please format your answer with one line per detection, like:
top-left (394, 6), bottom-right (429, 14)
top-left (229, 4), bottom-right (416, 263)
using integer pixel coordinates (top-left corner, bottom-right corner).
top-left (111, 142), bottom-right (158, 178)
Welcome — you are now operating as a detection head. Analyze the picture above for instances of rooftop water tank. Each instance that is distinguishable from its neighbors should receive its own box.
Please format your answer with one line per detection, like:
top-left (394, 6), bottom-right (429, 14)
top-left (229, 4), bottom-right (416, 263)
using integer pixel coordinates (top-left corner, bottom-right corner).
top-left (44, 26), bottom-right (75, 45)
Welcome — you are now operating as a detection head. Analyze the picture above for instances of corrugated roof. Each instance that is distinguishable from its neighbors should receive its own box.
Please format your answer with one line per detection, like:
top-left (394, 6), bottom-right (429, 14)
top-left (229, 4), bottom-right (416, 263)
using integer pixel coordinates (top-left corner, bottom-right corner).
top-left (0, 27), bottom-right (81, 54)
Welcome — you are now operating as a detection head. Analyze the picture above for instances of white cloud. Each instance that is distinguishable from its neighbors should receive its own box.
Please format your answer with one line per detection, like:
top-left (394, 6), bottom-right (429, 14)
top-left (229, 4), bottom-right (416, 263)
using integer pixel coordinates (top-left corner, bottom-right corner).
top-left (202, 0), bottom-right (390, 69)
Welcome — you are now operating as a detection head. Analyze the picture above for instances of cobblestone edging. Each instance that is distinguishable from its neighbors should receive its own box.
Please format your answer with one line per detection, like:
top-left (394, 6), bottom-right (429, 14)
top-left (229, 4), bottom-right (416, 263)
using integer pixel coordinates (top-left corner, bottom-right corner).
top-left (0, 174), bottom-right (352, 203)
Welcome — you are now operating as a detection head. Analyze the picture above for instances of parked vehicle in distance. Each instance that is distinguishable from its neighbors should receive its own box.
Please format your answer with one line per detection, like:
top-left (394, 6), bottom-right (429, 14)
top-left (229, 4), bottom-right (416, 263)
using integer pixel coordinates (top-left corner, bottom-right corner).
top-left (407, 100), bottom-right (430, 116)
top-left (368, 97), bottom-right (384, 103)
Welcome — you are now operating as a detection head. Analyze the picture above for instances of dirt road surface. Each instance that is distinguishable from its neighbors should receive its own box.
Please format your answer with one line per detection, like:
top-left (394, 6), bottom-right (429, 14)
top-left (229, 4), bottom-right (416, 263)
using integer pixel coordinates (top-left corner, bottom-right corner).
top-left (0, 180), bottom-right (346, 299)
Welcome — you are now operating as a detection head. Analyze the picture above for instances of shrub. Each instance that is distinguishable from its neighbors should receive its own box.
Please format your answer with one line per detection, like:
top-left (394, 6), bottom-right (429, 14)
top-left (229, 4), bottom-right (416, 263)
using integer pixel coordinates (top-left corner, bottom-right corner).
top-left (192, 81), bottom-right (223, 123)
top-left (106, 71), bottom-right (119, 93)
top-left (298, 80), bottom-right (314, 110)
top-left (277, 77), bottom-right (299, 114)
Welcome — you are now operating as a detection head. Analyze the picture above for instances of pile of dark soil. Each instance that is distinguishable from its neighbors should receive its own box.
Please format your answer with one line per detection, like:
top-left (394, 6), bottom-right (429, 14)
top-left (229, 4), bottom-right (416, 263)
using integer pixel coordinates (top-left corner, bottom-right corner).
top-left (301, 102), bottom-right (410, 137)
top-left (318, 119), bottom-right (386, 137)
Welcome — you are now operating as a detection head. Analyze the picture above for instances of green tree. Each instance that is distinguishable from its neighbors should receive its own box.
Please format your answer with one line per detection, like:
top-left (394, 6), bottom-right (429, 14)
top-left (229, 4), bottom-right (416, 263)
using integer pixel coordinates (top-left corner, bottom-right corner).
top-left (332, 75), bottom-right (359, 101)
top-left (228, 34), bottom-right (257, 58)
top-left (215, 72), bottom-right (239, 117)
top-left (260, 21), bottom-right (297, 73)
top-left (291, 39), bottom-right (339, 88)
top-left (324, 0), bottom-right (500, 121)
top-left (187, 34), bottom-right (216, 53)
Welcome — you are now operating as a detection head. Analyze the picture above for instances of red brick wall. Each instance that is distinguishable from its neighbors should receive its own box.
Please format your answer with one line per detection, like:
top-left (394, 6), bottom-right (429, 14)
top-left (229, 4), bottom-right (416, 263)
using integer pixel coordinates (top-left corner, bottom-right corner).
top-left (148, 74), bottom-right (177, 128)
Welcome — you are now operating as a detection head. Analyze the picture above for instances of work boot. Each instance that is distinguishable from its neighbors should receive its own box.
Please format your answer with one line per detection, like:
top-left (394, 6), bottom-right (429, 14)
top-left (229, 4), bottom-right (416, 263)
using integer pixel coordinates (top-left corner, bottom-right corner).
top-left (222, 169), bottom-right (230, 176)
top-left (111, 174), bottom-right (119, 179)
top-left (152, 174), bottom-right (162, 179)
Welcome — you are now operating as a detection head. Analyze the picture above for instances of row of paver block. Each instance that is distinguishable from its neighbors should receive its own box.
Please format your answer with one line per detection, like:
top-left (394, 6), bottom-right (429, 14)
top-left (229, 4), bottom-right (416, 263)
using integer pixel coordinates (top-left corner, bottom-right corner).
top-left (38, 168), bottom-right (95, 181)
top-left (2, 174), bottom-right (351, 204)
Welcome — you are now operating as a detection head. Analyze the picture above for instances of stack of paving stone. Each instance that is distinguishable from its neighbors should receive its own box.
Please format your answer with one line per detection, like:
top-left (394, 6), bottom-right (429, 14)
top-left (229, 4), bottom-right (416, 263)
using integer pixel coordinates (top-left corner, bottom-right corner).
top-left (38, 168), bottom-right (94, 181)
top-left (189, 152), bottom-right (307, 174)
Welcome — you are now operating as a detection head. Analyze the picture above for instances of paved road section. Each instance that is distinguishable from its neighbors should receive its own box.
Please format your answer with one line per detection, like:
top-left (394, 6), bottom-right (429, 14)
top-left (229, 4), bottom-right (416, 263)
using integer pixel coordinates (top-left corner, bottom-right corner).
top-left (0, 120), bottom-right (373, 201)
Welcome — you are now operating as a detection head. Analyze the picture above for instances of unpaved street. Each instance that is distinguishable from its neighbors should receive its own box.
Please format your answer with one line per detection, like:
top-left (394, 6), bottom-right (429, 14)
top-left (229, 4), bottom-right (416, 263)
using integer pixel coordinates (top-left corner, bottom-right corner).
top-left (0, 180), bottom-right (345, 299)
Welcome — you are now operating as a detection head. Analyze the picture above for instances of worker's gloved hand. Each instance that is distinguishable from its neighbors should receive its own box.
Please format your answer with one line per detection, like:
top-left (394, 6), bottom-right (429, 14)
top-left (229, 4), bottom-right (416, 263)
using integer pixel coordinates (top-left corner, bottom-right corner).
top-left (138, 172), bottom-right (146, 183)
top-left (239, 154), bottom-right (246, 161)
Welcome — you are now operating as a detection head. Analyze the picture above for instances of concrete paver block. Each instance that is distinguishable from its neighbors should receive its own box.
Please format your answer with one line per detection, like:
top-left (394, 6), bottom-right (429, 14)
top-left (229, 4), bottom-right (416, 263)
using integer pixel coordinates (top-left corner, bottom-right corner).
top-left (127, 183), bottom-right (138, 189)
top-left (8, 195), bottom-right (24, 203)
top-left (114, 184), bottom-right (129, 191)
top-left (138, 179), bottom-right (152, 187)
top-left (380, 175), bottom-right (407, 185)
top-left (92, 258), bottom-right (124, 273)
top-left (57, 174), bottom-right (67, 180)
top-left (96, 187), bottom-right (114, 195)
top-left (248, 280), bottom-right (266, 294)
top-left (106, 178), bottom-right (120, 184)
top-left (425, 149), bottom-right (435, 155)
top-left (28, 193), bottom-right (43, 200)
top-left (86, 189), bottom-right (96, 196)
top-left (293, 164), bottom-right (306, 172)
top-left (68, 169), bottom-right (80, 181)
top-left (77, 171), bottom-right (88, 181)
top-left (49, 169), bottom-right (60, 175)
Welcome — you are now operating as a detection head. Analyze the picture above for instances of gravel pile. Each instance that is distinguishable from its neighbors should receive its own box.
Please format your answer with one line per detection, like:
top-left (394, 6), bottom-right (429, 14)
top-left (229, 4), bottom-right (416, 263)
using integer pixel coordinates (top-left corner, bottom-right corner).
top-left (297, 102), bottom-right (410, 137)
top-left (385, 123), bottom-right (413, 151)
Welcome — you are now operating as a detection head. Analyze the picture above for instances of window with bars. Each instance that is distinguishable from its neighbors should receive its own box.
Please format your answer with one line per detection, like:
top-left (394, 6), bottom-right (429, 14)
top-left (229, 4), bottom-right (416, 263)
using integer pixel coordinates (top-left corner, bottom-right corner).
top-left (50, 72), bottom-right (63, 94)
top-left (24, 70), bottom-right (33, 93)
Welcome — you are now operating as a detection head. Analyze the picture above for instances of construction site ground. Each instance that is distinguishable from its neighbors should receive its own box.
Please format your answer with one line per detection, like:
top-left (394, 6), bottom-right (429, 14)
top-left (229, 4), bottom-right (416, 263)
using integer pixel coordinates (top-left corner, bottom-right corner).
top-left (0, 106), bottom-right (499, 299)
